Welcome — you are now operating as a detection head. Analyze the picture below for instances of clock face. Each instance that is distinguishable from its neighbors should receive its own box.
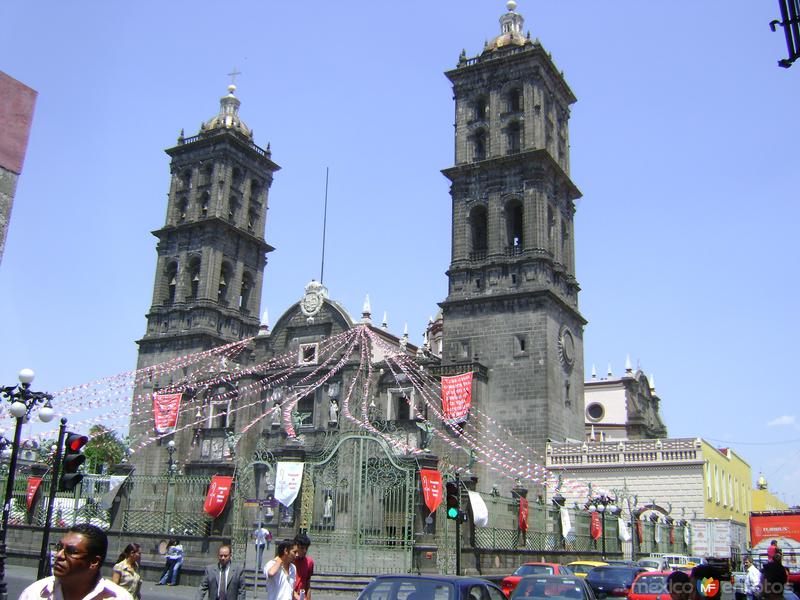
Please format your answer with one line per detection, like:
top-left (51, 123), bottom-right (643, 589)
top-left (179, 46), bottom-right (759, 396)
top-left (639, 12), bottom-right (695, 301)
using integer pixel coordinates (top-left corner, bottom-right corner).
top-left (558, 327), bottom-right (576, 371)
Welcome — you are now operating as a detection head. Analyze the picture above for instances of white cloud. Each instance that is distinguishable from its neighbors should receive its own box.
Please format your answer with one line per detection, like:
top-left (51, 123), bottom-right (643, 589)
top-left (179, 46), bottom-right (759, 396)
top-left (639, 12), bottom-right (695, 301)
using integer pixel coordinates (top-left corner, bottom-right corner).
top-left (767, 415), bottom-right (797, 427)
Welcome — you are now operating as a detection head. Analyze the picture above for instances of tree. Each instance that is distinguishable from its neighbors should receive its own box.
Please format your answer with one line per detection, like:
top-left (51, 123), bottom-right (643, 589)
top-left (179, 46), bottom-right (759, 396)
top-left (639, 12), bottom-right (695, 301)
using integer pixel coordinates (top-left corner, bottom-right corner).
top-left (83, 425), bottom-right (127, 474)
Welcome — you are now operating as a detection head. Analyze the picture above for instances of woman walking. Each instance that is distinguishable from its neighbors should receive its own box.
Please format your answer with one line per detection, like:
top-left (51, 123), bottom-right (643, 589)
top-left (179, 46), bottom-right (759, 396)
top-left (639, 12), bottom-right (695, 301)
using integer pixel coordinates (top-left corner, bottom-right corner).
top-left (112, 543), bottom-right (142, 600)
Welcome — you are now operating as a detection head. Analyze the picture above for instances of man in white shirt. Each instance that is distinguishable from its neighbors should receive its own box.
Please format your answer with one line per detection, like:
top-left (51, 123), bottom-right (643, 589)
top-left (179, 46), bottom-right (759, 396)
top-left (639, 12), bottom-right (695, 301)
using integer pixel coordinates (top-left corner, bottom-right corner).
top-left (745, 557), bottom-right (762, 600)
top-left (264, 539), bottom-right (298, 600)
top-left (253, 524), bottom-right (270, 571)
top-left (19, 524), bottom-right (132, 600)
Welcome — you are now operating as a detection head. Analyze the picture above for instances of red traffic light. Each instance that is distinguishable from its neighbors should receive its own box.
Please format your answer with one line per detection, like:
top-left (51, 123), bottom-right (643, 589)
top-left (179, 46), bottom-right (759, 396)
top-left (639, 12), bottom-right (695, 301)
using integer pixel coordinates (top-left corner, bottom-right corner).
top-left (66, 433), bottom-right (88, 452)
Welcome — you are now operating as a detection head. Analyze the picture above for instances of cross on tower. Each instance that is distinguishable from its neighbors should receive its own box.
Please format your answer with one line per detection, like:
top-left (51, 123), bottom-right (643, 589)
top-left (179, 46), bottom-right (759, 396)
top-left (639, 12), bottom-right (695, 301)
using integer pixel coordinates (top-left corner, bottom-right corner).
top-left (227, 68), bottom-right (242, 86)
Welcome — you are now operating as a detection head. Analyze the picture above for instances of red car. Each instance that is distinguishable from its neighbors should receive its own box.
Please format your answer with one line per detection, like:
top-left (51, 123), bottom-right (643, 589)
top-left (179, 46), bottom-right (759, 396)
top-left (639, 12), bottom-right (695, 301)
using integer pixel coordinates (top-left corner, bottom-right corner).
top-left (501, 563), bottom-right (574, 597)
top-left (628, 571), bottom-right (673, 600)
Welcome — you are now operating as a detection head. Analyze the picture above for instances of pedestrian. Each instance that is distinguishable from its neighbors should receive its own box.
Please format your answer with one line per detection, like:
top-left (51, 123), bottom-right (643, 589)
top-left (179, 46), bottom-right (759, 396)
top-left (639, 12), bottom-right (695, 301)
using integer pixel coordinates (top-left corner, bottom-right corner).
top-left (158, 538), bottom-right (184, 586)
top-left (197, 544), bottom-right (246, 600)
top-left (264, 539), bottom-right (298, 600)
top-left (761, 561), bottom-right (788, 600)
top-left (112, 543), bottom-right (143, 600)
top-left (745, 557), bottom-right (762, 600)
top-left (19, 523), bottom-right (133, 600)
top-left (768, 540), bottom-right (779, 562)
top-left (667, 570), bottom-right (691, 600)
top-left (293, 533), bottom-right (314, 600)
top-left (253, 523), bottom-right (270, 571)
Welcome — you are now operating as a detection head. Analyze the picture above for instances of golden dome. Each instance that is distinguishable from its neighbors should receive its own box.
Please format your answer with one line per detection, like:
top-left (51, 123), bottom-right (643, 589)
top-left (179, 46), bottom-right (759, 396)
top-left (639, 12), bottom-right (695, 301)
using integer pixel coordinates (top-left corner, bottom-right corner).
top-left (483, 1), bottom-right (532, 54)
top-left (200, 85), bottom-right (253, 140)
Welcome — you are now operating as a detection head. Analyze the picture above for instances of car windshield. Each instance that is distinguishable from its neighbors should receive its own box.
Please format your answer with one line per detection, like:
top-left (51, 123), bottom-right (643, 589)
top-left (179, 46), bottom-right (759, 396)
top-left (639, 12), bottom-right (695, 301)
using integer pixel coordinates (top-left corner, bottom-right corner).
top-left (512, 576), bottom-right (585, 600)
top-left (638, 560), bottom-right (661, 569)
top-left (586, 568), bottom-right (641, 587)
top-left (632, 575), bottom-right (668, 595)
top-left (515, 565), bottom-right (556, 576)
top-left (360, 579), bottom-right (455, 600)
top-left (570, 565), bottom-right (598, 576)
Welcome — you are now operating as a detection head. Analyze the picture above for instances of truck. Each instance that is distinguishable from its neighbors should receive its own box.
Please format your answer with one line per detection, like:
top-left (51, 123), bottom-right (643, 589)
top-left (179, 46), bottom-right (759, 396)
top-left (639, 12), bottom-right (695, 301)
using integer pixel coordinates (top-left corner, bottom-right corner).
top-left (691, 518), bottom-right (749, 562)
top-left (749, 510), bottom-right (800, 586)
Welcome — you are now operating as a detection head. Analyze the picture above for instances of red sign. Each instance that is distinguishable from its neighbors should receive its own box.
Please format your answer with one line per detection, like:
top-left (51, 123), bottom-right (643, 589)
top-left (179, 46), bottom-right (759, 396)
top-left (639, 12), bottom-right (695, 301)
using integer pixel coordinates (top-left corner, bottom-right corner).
top-left (591, 511), bottom-right (603, 540)
top-left (519, 497), bottom-right (529, 532)
top-left (670, 523), bottom-right (675, 545)
top-left (750, 513), bottom-right (800, 556)
top-left (26, 477), bottom-right (42, 510)
top-left (203, 475), bottom-right (234, 518)
top-left (420, 469), bottom-right (443, 513)
top-left (153, 393), bottom-right (182, 434)
top-left (441, 373), bottom-right (473, 423)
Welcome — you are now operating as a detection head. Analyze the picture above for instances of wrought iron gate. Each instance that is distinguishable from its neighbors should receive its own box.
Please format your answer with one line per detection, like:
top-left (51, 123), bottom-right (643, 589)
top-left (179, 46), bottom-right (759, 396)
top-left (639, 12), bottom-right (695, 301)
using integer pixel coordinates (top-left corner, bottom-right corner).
top-left (233, 433), bottom-right (418, 575)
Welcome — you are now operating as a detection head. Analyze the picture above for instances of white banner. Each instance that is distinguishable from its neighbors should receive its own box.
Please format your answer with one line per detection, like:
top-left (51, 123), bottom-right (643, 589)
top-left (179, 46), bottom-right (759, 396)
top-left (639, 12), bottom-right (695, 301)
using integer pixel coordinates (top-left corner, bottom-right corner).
top-left (618, 517), bottom-right (632, 542)
top-left (655, 521), bottom-right (662, 543)
top-left (560, 506), bottom-right (573, 539)
top-left (274, 462), bottom-right (304, 507)
top-left (684, 524), bottom-right (691, 546)
top-left (99, 475), bottom-right (130, 510)
top-left (468, 491), bottom-right (488, 527)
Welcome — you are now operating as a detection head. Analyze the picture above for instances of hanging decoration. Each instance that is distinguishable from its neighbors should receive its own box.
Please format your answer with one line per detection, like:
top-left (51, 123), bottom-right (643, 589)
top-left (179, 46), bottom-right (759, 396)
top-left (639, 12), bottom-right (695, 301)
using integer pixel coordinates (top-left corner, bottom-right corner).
top-left (274, 462), bottom-right (304, 507)
top-left (203, 475), bottom-right (233, 518)
top-left (618, 516), bottom-right (632, 542)
top-left (419, 469), bottom-right (444, 514)
top-left (441, 372), bottom-right (473, 424)
top-left (590, 511), bottom-right (602, 540)
top-left (636, 519), bottom-right (643, 544)
top-left (560, 506), bottom-right (573, 540)
top-left (468, 490), bottom-right (488, 527)
top-left (518, 497), bottom-right (529, 532)
top-left (26, 477), bottom-right (42, 511)
top-left (153, 393), bottom-right (182, 434)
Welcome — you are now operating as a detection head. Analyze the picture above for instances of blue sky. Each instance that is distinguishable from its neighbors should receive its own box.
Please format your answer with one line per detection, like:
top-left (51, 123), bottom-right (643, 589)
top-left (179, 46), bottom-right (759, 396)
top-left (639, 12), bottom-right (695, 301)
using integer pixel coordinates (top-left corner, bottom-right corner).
top-left (1, 2), bottom-right (799, 504)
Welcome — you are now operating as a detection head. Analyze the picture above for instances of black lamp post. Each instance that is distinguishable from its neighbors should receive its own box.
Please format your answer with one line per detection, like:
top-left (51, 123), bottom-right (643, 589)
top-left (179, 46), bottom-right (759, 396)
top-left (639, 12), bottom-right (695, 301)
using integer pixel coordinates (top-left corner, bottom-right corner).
top-left (166, 440), bottom-right (177, 477)
top-left (0, 369), bottom-right (54, 600)
top-left (588, 494), bottom-right (616, 559)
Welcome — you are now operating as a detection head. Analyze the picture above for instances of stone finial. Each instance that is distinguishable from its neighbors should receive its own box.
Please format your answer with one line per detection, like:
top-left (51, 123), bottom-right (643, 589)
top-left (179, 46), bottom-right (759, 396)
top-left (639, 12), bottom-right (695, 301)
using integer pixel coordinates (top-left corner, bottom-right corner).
top-left (607, 362), bottom-right (613, 378)
top-left (361, 294), bottom-right (372, 324)
top-left (624, 354), bottom-right (633, 377)
top-left (258, 308), bottom-right (270, 336)
top-left (381, 311), bottom-right (388, 329)
top-left (591, 364), bottom-right (597, 379)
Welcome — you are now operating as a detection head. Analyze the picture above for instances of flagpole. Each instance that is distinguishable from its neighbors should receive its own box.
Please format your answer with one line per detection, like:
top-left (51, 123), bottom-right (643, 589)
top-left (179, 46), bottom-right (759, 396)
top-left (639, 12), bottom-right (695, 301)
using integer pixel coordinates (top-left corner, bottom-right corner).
top-left (37, 418), bottom-right (67, 579)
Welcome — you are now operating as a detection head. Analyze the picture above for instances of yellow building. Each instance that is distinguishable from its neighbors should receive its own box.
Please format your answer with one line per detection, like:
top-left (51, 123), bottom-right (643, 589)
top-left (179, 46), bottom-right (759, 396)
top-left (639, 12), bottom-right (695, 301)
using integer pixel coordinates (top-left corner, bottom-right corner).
top-left (751, 474), bottom-right (789, 511)
top-left (701, 442), bottom-right (751, 526)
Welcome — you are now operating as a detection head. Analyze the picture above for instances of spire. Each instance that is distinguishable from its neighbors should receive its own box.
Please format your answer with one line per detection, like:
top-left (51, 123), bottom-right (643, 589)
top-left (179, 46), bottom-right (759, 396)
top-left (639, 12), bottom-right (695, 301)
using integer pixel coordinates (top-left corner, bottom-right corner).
top-left (607, 363), bottom-right (613, 378)
top-left (400, 323), bottom-right (409, 349)
top-left (258, 308), bottom-right (270, 336)
top-left (591, 364), bottom-right (597, 380)
top-left (649, 374), bottom-right (656, 391)
top-left (361, 294), bottom-right (372, 324)
top-left (199, 84), bottom-right (253, 140)
top-left (624, 354), bottom-right (633, 377)
top-left (484, 0), bottom-right (530, 53)
top-left (381, 311), bottom-right (388, 330)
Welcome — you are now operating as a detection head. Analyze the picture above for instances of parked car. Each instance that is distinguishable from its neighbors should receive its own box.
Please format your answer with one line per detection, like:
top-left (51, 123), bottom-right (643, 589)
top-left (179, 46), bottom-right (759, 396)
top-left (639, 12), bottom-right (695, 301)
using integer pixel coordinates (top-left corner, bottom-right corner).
top-left (510, 575), bottom-right (597, 600)
top-left (567, 561), bottom-right (608, 579)
top-left (628, 571), bottom-right (673, 600)
top-left (501, 563), bottom-right (574, 597)
top-left (584, 566), bottom-right (646, 599)
top-left (637, 558), bottom-right (669, 572)
top-left (357, 575), bottom-right (507, 600)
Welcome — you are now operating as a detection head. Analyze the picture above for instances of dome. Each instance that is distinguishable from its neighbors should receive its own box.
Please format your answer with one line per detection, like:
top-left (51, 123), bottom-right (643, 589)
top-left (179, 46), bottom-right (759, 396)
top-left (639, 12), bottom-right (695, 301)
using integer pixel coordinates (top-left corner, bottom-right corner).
top-left (200, 85), bottom-right (253, 140)
top-left (483, 1), bottom-right (532, 54)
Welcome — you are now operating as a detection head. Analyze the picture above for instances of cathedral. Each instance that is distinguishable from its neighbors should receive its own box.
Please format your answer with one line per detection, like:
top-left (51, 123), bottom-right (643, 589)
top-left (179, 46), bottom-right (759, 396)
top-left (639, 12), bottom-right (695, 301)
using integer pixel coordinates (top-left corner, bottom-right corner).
top-left (127, 1), bottom-right (588, 559)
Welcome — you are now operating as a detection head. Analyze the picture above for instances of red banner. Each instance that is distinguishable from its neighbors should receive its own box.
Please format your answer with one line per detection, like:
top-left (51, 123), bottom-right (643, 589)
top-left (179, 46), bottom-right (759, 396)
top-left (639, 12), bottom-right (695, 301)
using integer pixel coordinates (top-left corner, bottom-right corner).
top-left (636, 519), bottom-right (643, 544)
top-left (750, 513), bottom-right (800, 556)
top-left (670, 523), bottom-right (675, 545)
top-left (590, 511), bottom-right (602, 540)
top-left (519, 497), bottom-right (529, 532)
top-left (441, 373), bottom-right (473, 423)
top-left (203, 475), bottom-right (233, 518)
top-left (419, 469), bottom-right (443, 513)
top-left (26, 477), bottom-right (42, 511)
top-left (153, 393), bottom-right (182, 434)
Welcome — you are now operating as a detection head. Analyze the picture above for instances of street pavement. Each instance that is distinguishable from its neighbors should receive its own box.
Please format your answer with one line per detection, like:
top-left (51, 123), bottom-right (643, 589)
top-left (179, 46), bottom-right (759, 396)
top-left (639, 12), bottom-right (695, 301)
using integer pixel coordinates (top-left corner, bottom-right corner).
top-left (4, 565), bottom-right (356, 600)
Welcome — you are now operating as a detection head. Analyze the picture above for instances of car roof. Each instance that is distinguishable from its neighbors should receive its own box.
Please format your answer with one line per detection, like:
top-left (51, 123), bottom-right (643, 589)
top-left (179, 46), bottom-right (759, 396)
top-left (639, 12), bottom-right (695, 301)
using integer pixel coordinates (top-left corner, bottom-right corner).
top-left (521, 562), bottom-right (562, 567)
top-left (519, 575), bottom-right (582, 580)
top-left (569, 561), bottom-right (608, 566)
top-left (635, 571), bottom-right (674, 576)
top-left (372, 575), bottom-right (497, 585)
top-left (590, 566), bottom-right (644, 572)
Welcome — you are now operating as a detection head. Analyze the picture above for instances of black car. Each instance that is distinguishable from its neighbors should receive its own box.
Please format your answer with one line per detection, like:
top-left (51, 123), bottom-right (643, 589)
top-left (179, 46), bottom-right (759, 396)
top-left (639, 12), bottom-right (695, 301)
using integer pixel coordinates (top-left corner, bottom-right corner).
top-left (357, 575), bottom-right (507, 600)
top-left (585, 566), bottom-right (646, 599)
top-left (510, 574), bottom-right (597, 600)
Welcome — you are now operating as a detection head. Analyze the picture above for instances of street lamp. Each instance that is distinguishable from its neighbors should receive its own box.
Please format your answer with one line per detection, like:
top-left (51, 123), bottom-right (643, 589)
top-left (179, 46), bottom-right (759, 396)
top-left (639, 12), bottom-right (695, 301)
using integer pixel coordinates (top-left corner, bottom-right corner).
top-left (167, 440), bottom-right (177, 476)
top-left (587, 493), bottom-right (615, 558)
top-left (0, 369), bottom-right (54, 600)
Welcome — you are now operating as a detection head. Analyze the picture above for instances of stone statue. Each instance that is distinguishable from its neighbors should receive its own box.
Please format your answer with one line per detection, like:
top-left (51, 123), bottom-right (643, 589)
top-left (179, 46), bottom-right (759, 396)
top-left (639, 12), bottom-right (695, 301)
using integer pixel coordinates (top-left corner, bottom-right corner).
top-left (329, 399), bottom-right (339, 423)
top-left (323, 495), bottom-right (333, 519)
top-left (270, 400), bottom-right (281, 425)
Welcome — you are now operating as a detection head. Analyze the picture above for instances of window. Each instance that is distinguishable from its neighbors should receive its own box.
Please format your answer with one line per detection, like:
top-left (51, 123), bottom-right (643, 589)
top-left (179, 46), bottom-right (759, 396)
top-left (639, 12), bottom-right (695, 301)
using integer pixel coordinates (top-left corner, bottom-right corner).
top-left (201, 164), bottom-right (213, 186)
top-left (388, 389), bottom-right (413, 420)
top-left (247, 208), bottom-right (258, 232)
top-left (250, 179), bottom-right (262, 202)
top-left (232, 167), bottom-right (243, 190)
top-left (228, 196), bottom-right (238, 221)
top-left (506, 121), bottom-right (521, 154)
top-left (505, 200), bottom-right (523, 250)
top-left (586, 402), bottom-right (604, 421)
top-left (469, 205), bottom-right (488, 256)
top-left (296, 388), bottom-right (315, 427)
top-left (179, 169), bottom-right (191, 190)
top-left (474, 97), bottom-right (487, 120)
top-left (218, 264), bottom-right (231, 304)
top-left (240, 272), bottom-right (253, 312)
top-left (299, 343), bottom-right (319, 365)
top-left (164, 262), bottom-right (178, 305)
top-left (187, 257), bottom-right (201, 300)
top-left (473, 129), bottom-right (487, 161)
top-left (547, 205), bottom-right (556, 244)
top-left (508, 88), bottom-right (523, 112)
top-left (514, 334), bottom-right (527, 355)
top-left (176, 196), bottom-right (188, 223)
top-left (200, 191), bottom-right (210, 218)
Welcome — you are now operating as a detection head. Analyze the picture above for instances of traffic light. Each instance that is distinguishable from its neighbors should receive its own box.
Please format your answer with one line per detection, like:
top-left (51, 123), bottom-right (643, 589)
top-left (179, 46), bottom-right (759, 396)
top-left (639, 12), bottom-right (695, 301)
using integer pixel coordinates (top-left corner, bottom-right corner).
top-left (445, 481), bottom-right (463, 521)
top-left (59, 432), bottom-right (88, 492)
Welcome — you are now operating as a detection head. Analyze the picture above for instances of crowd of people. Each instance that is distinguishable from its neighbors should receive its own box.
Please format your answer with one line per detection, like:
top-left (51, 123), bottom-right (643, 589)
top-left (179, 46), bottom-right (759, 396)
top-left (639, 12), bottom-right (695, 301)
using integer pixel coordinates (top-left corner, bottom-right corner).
top-left (19, 523), bottom-right (315, 600)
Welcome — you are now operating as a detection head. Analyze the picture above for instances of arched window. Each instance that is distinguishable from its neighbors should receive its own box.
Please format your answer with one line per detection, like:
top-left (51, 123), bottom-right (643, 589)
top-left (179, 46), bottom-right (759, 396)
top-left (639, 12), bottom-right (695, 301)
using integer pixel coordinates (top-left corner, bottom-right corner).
top-left (200, 191), bottom-right (210, 218)
top-left (473, 97), bottom-right (487, 121)
top-left (232, 167), bottom-right (243, 191)
top-left (201, 164), bottom-right (213, 186)
top-left (469, 205), bottom-right (488, 259)
top-left (179, 169), bottom-right (191, 190)
top-left (164, 262), bottom-right (178, 305)
top-left (240, 272), bottom-right (253, 313)
top-left (504, 200), bottom-right (524, 251)
top-left (507, 121), bottom-right (521, 154)
top-left (228, 196), bottom-right (238, 222)
top-left (473, 129), bottom-right (487, 161)
top-left (547, 205), bottom-right (556, 244)
top-left (507, 88), bottom-right (523, 113)
top-left (187, 257), bottom-right (201, 301)
top-left (218, 263), bottom-right (231, 304)
top-left (250, 179), bottom-right (262, 203)
top-left (247, 208), bottom-right (258, 233)
top-left (176, 196), bottom-right (188, 223)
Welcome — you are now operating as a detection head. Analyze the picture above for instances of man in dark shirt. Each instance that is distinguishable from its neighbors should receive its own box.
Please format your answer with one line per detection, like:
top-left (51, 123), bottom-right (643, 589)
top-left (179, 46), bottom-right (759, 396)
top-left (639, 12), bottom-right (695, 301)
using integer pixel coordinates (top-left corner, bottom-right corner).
top-left (293, 533), bottom-right (314, 600)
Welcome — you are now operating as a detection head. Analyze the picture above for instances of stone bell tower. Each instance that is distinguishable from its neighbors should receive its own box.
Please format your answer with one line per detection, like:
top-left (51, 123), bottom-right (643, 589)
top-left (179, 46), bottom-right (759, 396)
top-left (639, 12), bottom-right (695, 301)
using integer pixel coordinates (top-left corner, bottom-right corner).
top-left (440, 1), bottom-right (586, 483)
top-left (129, 85), bottom-right (279, 475)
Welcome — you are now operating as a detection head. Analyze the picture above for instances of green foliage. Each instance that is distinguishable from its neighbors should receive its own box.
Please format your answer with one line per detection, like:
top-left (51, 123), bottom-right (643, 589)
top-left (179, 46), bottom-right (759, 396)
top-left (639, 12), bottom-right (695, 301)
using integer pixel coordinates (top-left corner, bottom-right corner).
top-left (83, 425), bottom-right (128, 474)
